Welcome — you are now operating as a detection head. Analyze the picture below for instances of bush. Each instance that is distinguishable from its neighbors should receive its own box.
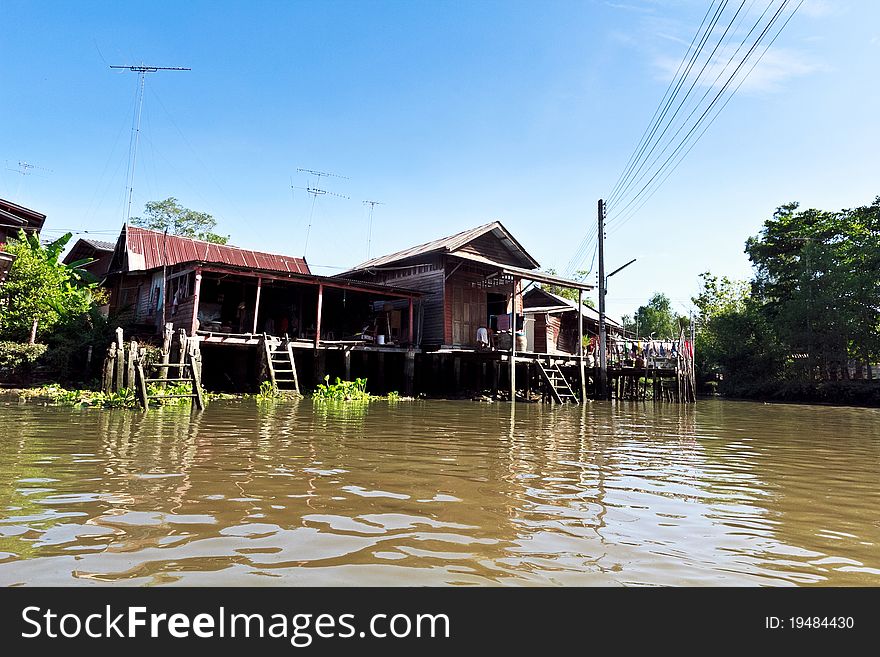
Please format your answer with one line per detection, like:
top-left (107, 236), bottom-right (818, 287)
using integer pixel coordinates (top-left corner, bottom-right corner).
top-left (0, 341), bottom-right (47, 382)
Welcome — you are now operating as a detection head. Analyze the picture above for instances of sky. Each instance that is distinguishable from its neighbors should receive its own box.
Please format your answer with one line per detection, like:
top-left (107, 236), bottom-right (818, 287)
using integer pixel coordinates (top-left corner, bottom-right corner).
top-left (1, 0), bottom-right (878, 320)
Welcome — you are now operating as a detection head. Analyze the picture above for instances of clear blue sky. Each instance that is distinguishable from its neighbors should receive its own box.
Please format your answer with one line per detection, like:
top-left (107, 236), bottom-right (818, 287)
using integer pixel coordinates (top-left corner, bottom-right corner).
top-left (1, 0), bottom-right (877, 320)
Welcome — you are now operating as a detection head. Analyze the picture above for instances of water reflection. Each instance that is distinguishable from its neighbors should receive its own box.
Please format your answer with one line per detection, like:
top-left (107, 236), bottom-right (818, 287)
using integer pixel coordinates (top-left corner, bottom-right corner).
top-left (0, 395), bottom-right (878, 585)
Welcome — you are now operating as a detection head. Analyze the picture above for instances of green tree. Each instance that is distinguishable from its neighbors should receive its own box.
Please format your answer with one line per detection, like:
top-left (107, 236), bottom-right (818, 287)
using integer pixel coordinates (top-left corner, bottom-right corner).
top-left (131, 197), bottom-right (229, 244)
top-left (632, 293), bottom-right (679, 339)
top-left (745, 199), bottom-right (880, 380)
top-left (541, 268), bottom-right (595, 308)
top-left (0, 231), bottom-right (102, 344)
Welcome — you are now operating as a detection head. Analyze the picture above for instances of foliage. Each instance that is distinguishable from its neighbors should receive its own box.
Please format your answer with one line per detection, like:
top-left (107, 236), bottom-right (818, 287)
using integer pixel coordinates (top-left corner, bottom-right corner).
top-left (19, 384), bottom-right (137, 408)
top-left (0, 341), bottom-right (47, 371)
top-left (0, 231), bottom-right (102, 343)
top-left (256, 380), bottom-right (281, 401)
top-left (312, 376), bottom-right (405, 402)
top-left (630, 293), bottom-right (681, 339)
top-left (694, 197), bottom-right (880, 397)
top-left (146, 381), bottom-right (194, 405)
top-left (131, 197), bottom-right (229, 244)
top-left (314, 376), bottom-right (371, 401)
top-left (540, 268), bottom-right (595, 307)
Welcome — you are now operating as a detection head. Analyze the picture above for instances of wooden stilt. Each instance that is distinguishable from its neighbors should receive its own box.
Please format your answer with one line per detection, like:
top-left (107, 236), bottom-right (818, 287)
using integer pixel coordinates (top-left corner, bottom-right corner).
top-left (404, 349), bottom-right (415, 396)
top-left (114, 327), bottom-right (124, 392)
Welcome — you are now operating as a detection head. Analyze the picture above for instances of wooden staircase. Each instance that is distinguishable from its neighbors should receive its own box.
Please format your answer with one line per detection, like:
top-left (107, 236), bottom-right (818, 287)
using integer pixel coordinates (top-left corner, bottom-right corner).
top-left (262, 334), bottom-right (300, 393)
top-left (537, 360), bottom-right (579, 404)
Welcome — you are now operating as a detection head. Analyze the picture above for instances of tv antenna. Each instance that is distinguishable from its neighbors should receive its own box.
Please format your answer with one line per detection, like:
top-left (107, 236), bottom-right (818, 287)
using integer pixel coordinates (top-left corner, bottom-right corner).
top-left (293, 168), bottom-right (349, 259)
top-left (110, 63), bottom-right (190, 225)
top-left (363, 200), bottom-right (384, 259)
top-left (6, 161), bottom-right (52, 177)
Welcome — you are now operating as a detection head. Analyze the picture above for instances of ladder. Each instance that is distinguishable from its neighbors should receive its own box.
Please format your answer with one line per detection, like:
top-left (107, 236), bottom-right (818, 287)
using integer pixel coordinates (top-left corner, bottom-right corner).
top-left (134, 337), bottom-right (205, 410)
top-left (262, 334), bottom-right (300, 393)
top-left (537, 360), bottom-right (579, 404)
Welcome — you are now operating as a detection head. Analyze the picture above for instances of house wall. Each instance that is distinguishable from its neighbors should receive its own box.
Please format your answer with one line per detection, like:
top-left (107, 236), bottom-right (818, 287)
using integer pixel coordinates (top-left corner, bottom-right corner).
top-left (347, 257), bottom-right (446, 346)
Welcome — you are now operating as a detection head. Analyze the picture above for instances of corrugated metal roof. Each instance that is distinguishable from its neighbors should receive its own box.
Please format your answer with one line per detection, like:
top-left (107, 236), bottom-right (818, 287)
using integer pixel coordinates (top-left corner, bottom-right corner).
top-left (80, 238), bottom-right (115, 251)
top-left (123, 226), bottom-right (310, 275)
top-left (345, 221), bottom-right (539, 272)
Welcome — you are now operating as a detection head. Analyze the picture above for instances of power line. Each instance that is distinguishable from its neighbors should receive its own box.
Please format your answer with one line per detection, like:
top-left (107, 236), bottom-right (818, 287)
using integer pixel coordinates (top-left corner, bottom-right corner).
top-left (606, 0), bottom-right (725, 209)
top-left (607, 0), bottom-right (798, 229)
top-left (608, 1), bottom-right (804, 237)
top-left (608, 0), bottom-right (748, 212)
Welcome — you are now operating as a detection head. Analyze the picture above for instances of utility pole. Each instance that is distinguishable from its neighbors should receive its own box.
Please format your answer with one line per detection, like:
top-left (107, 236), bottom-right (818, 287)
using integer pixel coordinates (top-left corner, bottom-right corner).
top-left (111, 64), bottom-right (190, 225)
top-left (597, 199), bottom-right (608, 399)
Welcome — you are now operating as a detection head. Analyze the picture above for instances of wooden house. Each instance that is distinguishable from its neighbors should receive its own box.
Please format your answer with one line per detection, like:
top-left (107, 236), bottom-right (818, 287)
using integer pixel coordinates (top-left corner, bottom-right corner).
top-left (63, 238), bottom-right (115, 279)
top-left (104, 225), bottom-right (421, 345)
top-left (0, 198), bottom-right (46, 284)
top-left (522, 286), bottom-right (622, 355)
top-left (340, 221), bottom-right (594, 349)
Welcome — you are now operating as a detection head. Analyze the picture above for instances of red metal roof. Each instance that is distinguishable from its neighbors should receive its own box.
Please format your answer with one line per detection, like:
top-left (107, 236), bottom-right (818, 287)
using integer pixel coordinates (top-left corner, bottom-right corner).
top-left (123, 226), bottom-right (310, 275)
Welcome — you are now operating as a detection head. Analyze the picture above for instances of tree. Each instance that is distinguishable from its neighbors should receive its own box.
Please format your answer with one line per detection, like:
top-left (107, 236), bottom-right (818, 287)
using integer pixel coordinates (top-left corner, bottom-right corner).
top-left (632, 293), bottom-right (679, 339)
top-left (745, 199), bottom-right (880, 380)
top-left (0, 231), bottom-right (102, 344)
top-left (541, 268), bottom-right (595, 308)
top-left (131, 197), bottom-right (229, 244)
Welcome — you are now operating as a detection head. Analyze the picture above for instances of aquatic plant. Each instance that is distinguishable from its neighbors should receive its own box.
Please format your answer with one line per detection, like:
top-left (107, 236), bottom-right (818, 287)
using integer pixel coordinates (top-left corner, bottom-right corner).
top-left (313, 376), bottom-right (406, 403)
top-left (256, 380), bottom-right (281, 402)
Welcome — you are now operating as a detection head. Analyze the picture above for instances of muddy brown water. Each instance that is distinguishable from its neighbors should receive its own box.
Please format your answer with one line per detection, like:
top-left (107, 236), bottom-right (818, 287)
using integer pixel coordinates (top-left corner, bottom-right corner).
top-left (0, 396), bottom-right (878, 586)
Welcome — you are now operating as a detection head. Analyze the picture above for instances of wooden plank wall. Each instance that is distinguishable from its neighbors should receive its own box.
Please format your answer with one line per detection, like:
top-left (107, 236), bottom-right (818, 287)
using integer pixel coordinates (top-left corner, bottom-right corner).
top-left (453, 234), bottom-right (526, 267)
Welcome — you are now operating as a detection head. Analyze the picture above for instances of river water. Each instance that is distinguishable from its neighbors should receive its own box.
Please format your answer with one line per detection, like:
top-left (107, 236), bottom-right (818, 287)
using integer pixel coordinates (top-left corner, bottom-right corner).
top-left (0, 396), bottom-right (877, 586)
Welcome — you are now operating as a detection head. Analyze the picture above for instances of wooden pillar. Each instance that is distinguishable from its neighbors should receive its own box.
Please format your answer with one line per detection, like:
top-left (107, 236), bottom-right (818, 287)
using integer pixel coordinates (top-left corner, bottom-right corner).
top-left (453, 356), bottom-right (461, 392)
top-left (509, 279), bottom-right (517, 402)
top-left (252, 277), bottom-right (262, 334)
top-left (314, 349), bottom-right (326, 385)
top-left (404, 349), bottom-right (415, 396)
top-left (377, 351), bottom-right (385, 391)
top-left (114, 327), bottom-right (124, 392)
top-left (408, 297), bottom-right (414, 345)
top-left (191, 268), bottom-right (203, 336)
top-left (578, 288), bottom-right (586, 402)
top-left (315, 283), bottom-right (324, 349)
top-left (344, 348), bottom-right (351, 381)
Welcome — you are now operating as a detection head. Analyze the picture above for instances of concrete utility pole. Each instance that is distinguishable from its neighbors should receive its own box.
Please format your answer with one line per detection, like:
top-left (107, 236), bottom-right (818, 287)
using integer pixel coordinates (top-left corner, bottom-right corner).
top-left (597, 199), bottom-right (608, 399)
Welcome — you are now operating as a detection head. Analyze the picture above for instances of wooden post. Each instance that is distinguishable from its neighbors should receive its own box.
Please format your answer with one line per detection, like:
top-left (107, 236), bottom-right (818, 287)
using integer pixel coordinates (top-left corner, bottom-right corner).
top-left (114, 327), bottom-right (124, 392)
top-left (189, 340), bottom-right (205, 410)
top-left (191, 268), bottom-right (203, 336)
top-left (177, 329), bottom-right (186, 366)
top-left (344, 348), bottom-right (351, 381)
top-left (252, 277), bottom-right (262, 334)
top-left (315, 283), bottom-right (324, 349)
top-left (376, 351), bottom-right (384, 391)
top-left (135, 361), bottom-right (149, 410)
top-left (509, 279), bottom-right (516, 403)
top-left (127, 340), bottom-right (138, 390)
top-left (159, 322), bottom-right (173, 388)
top-left (578, 288), bottom-right (586, 403)
top-left (408, 297), bottom-right (414, 345)
top-left (103, 343), bottom-right (116, 393)
top-left (453, 356), bottom-right (461, 392)
top-left (404, 349), bottom-right (415, 396)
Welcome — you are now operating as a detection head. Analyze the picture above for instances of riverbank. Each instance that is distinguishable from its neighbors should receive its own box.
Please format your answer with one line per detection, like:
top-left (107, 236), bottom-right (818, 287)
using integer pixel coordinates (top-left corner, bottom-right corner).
top-left (714, 379), bottom-right (880, 407)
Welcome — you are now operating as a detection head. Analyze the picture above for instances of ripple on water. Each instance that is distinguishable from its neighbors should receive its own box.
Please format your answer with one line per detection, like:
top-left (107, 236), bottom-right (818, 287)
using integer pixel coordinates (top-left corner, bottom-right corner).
top-left (0, 397), bottom-right (878, 586)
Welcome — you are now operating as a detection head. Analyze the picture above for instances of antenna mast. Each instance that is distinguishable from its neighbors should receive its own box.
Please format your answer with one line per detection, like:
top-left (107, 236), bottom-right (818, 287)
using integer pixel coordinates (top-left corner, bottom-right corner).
top-left (111, 64), bottom-right (190, 225)
top-left (362, 200), bottom-right (384, 259)
top-left (294, 168), bottom-right (349, 258)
